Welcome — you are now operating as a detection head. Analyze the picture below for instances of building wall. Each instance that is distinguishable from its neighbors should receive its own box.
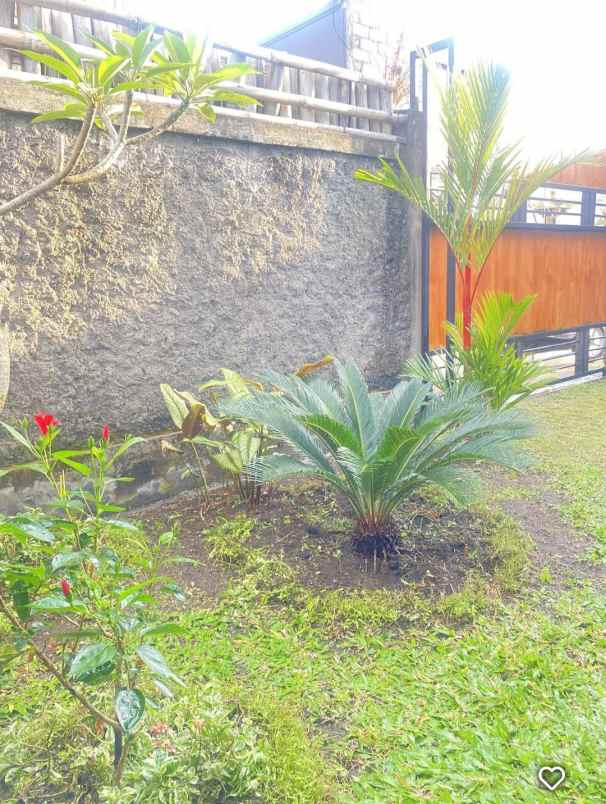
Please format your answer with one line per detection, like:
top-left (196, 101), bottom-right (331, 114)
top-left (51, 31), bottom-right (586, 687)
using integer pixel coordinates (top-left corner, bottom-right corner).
top-left (262, 3), bottom-right (347, 67)
top-left (0, 108), bottom-right (416, 453)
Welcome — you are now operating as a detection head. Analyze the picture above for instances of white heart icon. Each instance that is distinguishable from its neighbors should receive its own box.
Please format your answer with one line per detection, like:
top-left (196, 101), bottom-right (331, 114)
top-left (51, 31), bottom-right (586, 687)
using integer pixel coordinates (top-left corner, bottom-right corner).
top-left (538, 766), bottom-right (566, 791)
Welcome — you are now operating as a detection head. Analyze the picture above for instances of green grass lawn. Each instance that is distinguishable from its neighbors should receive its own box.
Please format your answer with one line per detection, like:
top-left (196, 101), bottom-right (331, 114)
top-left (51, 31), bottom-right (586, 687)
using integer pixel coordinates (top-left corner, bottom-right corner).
top-left (2, 380), bottom-right (606, 802)
top-left (524, 378), bottom-right (606, 553)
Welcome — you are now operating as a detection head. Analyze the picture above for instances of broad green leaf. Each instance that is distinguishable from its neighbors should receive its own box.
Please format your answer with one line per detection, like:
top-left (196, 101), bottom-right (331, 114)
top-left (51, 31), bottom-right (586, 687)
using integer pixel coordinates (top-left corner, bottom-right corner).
top-left (137, 644), bottom-right (184, 686)
top-left (0, 422), bottom-right (36, 455)
top-left (196, 103), bottom-right (216, 124)
top-left (1, 519), bottom-right (55, 544)
top-left (196, 64), bottom-right (254, 85)
top-left (10, 581), bottom-right (30, 622)
top-left (211, 90), bottom-right (259, 107)
top-left (68, 642), bottom-right (118, 682)
top-left (0, 461), bottom-right (47, 479)
top-left (111, 31), bottom-right (136, 48)
top-left (132, 25), bottom-right (156, 67)
top-left (117, 578), bottom-right (167, 603)
top-left (109, 79), bottom-right (151, 94)
top-left (160, 384), bottom-right (188, 428)
top-left (97, 54), bottom-right (128, 88)
top-left (115, 688), bottom-right (145, 732)
top-left (33, 31), bottom-right (82, 69)
top-left (56, 456), bottom-right (91, 476)
top-left (31, 595), bottom-right (84, 614)
top-left (82, 32), bottom-right (116, 56)
top-left (51, 551), bottom-right (88, 572)
top-left (95, 502), bottom-right (124, 514)
top-left (53, 449), bottom-right (89, 459)
top-left (32, 106), bottom-right (87, 124)
top-left (28, 80), bottom-right (87, 102)
top-left (19, 51), bottom-right (81, 84)
top-left (162, 31), bottom-right (190, 63)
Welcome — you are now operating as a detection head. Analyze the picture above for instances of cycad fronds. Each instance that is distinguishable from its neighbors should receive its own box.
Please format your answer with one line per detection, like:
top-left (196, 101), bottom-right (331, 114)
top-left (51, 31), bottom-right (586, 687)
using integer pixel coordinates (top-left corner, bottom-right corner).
top-left (222, 359), bottom-right (532, 550)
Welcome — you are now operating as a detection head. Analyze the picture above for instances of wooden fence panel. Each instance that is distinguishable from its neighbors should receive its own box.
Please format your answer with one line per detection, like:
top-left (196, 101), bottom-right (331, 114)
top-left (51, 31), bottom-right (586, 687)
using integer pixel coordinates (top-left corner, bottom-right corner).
top-left (429, 227), bottom-right (606, 348)
top-left (0, 1), bottom-right (14, 68)
top-left (3, 1), bottom-right (396, 135)
top-left (552, 162), bottom-right (606, 189)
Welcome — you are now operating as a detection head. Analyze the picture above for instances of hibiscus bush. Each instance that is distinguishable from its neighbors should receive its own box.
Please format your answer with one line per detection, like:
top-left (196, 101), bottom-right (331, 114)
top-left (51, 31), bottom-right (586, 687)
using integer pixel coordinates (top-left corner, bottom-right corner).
top-left (0, 413), bottom-right (187, 785)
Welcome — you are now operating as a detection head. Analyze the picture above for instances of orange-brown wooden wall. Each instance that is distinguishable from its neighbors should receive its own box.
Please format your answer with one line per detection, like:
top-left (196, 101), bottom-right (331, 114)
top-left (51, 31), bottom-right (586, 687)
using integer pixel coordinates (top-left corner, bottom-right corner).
top-left (428, 161), bottom-right (606, 348)
top-left (429, 228), bottom-right (606, 348)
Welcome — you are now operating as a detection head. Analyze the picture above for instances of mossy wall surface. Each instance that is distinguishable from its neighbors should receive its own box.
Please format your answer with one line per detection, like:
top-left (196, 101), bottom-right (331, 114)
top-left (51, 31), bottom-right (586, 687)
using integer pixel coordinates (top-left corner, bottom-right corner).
top-left (0, 110), bottom-right (412, 442)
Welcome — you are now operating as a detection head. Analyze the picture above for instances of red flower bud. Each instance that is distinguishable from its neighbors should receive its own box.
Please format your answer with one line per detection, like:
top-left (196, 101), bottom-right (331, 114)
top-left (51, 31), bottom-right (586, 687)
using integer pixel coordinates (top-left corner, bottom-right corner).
top-left (60, 578), bottom-right (71, 598)
top-left (34, 412), bottom-right (60, 436)
top-left (102, 424), bottom-right (110, 442)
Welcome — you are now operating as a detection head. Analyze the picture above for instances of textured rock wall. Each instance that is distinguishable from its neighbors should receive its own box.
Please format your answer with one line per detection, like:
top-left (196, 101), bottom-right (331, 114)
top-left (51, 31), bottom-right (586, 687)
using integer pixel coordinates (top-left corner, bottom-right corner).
top-left (0, 109), bottom-right (413, 445)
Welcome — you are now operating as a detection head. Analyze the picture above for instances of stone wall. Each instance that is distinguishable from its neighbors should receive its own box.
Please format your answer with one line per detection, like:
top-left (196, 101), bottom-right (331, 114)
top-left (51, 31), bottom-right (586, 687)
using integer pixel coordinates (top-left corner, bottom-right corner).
top-left (343, 0), bottom-right (391, 79)
top-left (0, 90), bottom-right (420, 505)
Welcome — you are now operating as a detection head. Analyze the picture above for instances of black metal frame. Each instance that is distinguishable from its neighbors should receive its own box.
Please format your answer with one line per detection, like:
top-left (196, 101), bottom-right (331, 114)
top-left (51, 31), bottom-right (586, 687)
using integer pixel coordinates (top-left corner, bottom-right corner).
top-left (410, 38), bottom-right (455, 355)
top-left (510, 322), bottom-right (606, 385)
top-left (509, 181), bottom-right (606, 231)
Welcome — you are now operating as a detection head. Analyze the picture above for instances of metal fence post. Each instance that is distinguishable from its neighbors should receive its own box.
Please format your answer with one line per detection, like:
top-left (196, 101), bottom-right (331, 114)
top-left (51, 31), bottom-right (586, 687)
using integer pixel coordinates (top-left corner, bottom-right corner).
top-left (575, 327), bottom-right (590, 377)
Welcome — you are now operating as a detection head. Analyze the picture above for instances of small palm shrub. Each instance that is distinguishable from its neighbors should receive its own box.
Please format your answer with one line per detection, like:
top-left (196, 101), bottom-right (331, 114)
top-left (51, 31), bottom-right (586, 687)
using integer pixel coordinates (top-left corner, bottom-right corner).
top-left (406, 292), bottom-right (551, 409)
top-left (222, 360), bottom-right (532, 554)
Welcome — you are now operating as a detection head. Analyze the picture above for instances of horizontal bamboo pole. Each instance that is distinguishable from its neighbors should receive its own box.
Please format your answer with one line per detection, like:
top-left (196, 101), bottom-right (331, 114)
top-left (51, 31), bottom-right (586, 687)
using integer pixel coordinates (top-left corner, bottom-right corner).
top-left (0, 67), bottom-right (405, 146)
top-left (219, 80), bottom-right (394, 123)
top-left (17, 0), bottom-right (394, 89)
top-left (0, 28), bottom-right (394, 125)
top-left (0, 25), bottom-right (100, 58)
top-left (18, 0), bottom-right (169, 29)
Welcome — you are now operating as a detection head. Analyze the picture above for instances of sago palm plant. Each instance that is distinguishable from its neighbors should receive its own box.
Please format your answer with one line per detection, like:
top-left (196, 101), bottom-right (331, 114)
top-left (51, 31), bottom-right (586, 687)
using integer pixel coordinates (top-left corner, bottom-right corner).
top-left (354, 63), bottom-right (586, 348)
top-left (405, 291), bottom-right (552, 409)
top-left (222, 360), bottom-right (532, 553)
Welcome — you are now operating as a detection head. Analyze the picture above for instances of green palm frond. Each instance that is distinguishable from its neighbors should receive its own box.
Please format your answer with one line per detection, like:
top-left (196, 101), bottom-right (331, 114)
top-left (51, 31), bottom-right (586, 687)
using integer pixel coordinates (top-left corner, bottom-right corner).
top-left (355, 62), bottom-right (589, 275)
top-left (406, 291), bottom-right (552, 409)
top-left (224, 359), bottom-right (531, 537)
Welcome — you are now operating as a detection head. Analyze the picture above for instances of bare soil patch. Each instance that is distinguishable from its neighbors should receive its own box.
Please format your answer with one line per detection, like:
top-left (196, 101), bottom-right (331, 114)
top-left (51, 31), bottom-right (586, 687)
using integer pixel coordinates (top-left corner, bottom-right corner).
top-left (483, 467), bottom-right (606, 590)
top-left (134, 480), bottom-right (506, 599)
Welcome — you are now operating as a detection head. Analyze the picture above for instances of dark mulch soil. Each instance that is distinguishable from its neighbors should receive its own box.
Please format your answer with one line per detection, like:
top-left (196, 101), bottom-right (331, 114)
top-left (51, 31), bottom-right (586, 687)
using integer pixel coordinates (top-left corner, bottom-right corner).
top-left (134, 480), bottom-right (500, 600)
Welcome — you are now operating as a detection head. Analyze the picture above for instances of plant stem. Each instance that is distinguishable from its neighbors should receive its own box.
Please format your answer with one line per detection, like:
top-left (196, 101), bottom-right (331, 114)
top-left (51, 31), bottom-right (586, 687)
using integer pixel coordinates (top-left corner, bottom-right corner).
top-left (0, 591), bottom-right (120, 732)
top-left (0, 106), bottom-right (96, 217)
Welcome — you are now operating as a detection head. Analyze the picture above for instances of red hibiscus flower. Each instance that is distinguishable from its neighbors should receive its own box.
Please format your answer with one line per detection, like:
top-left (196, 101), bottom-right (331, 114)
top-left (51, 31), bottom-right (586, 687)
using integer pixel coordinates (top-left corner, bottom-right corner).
top-left (60, 578), bottom-right (71, 598)
top-left (102, 424), bottom-right (110, 442)
top-left (34, 412), bottom-right (60, 436)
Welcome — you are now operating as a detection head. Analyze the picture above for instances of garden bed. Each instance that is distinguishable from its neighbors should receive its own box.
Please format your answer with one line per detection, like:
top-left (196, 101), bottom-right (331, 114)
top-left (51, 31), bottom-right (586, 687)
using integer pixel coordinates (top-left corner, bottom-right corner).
top-left (137, 479), bottom-right (518, 600)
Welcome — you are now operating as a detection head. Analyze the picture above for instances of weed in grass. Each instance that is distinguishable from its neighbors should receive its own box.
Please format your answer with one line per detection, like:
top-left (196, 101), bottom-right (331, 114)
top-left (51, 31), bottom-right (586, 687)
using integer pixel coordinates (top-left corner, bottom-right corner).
top-left (539, 565), bottom-right (553, 584)
top-left (203, 514), bottom-right (255, 566)
top-left (481, 508), bottom-right (531, 591)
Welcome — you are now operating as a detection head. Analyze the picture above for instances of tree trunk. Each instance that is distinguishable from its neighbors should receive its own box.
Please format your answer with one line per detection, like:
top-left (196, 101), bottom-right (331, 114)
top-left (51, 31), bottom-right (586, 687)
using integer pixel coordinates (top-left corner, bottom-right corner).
top-left (0, 324), bottom-right (10, 413)
top-left (462, 265), bottom-right (472, 350)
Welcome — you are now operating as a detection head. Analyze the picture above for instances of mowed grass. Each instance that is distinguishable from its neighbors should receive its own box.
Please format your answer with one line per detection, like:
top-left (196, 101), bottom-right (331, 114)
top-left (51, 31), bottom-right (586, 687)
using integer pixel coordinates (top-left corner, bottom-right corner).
top-left (3, 584), bottom-right (606, 802)
top-left (524, 378), bottom-right (606, 550)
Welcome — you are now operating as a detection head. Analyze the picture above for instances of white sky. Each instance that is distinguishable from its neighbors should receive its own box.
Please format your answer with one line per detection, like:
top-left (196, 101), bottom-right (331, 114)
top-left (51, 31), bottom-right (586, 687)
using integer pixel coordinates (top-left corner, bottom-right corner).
top-left (136, 0), bottom-right (606, 158)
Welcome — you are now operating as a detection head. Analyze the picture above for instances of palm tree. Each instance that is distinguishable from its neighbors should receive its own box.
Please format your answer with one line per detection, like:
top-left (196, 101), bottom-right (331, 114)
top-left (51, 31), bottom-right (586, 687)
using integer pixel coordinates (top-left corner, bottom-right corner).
top-left (222, 360), bottom-right (532, 554)
top-left (354, 63), bottom-right (586, 348)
